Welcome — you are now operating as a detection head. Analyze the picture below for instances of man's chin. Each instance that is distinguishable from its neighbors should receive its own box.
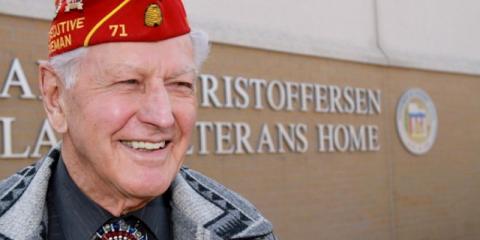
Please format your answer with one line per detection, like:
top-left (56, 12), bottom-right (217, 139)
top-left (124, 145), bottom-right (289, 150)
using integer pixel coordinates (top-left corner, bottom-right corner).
top-left (117, 172), bottom-right (174, 198)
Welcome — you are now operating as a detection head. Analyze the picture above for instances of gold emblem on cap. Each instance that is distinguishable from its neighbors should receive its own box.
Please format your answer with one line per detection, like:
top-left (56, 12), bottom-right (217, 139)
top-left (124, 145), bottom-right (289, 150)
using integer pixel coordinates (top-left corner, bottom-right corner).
top-left (145, 4), bottom-right (163, 27)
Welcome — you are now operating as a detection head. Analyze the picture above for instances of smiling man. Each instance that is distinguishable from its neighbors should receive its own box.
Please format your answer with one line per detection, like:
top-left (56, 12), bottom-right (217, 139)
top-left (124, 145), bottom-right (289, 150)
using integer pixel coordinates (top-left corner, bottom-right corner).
top-left (0, 1), bottom-right (275, 239)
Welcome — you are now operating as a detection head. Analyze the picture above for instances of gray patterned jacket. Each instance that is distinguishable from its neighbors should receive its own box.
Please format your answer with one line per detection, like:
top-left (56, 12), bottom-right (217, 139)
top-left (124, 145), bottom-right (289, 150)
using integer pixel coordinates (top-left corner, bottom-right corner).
top-left (0, 145), bottom-right (276, 240)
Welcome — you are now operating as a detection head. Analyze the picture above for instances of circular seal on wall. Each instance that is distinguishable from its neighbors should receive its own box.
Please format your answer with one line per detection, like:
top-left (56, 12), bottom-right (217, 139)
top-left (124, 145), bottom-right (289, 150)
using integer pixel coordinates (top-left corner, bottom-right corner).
top-left (396, 88), bottom-right (438, 155)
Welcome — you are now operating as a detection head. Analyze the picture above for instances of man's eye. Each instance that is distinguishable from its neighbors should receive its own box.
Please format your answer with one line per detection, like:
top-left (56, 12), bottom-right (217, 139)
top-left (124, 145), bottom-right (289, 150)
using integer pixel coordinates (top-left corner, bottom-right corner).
top-left (167, 81), bottom-right (194, 95)
top-left (121, 79), bottom-right (139, 84)
top-left (176, 82), bottom-right (193, 89)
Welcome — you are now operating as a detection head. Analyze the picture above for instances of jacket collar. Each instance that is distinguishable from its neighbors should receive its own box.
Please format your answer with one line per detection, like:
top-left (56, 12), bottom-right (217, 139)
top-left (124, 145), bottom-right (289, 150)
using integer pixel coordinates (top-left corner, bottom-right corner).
top-left (0, 146), bottom-right (58, 239)
top-left (171, 168), bottom-right (274, 239)
top-left (0, 145), bottom-right (273, 240)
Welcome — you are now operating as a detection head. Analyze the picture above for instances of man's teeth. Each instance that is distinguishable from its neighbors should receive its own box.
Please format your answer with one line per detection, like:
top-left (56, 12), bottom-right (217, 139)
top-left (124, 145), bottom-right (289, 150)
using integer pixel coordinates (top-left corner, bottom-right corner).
top-left (122, 140), bottom-right (166, 151)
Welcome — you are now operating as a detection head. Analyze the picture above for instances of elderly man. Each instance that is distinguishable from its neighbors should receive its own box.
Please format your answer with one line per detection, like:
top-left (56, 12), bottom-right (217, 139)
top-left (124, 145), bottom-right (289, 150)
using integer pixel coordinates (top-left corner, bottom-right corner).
top-left (0, 0), bottom-right (275, 239)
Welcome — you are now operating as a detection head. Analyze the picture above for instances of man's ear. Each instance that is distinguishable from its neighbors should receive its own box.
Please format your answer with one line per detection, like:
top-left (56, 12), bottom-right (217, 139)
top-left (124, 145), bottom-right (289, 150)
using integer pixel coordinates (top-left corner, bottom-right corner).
top-left (39, 63), bottom-right (68, 133)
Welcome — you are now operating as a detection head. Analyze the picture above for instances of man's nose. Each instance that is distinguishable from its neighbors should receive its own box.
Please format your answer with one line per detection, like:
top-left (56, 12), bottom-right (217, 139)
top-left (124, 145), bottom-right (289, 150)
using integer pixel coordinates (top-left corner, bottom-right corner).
top-left (138, 84), bottom-right (175, 128)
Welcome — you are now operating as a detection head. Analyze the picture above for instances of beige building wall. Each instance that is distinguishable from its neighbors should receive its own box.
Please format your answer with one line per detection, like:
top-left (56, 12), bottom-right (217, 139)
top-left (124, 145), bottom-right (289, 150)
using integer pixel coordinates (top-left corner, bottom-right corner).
top-left (1, 14), bottom-right (479, 240)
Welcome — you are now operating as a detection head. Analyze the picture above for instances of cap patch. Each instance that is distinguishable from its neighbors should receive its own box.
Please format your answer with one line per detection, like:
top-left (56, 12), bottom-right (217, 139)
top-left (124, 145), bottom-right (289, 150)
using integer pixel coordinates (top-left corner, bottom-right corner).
top-left (65, 0), bottom-right (84, 12)
top-left (145, 4), bottom-right (163, 27)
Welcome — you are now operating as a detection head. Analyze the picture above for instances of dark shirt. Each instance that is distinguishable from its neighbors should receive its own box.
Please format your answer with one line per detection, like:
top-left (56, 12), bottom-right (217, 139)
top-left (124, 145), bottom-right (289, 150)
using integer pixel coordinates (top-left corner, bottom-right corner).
top-left (47, 156), bottom-right (171, 240)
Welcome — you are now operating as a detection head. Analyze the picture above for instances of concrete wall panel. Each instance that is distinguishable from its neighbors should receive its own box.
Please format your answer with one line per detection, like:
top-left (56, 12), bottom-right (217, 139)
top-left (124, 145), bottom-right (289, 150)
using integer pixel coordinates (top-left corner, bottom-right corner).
top-left (1, 0), bottom-right (479, 75)
top-left (377, 0), bottom-right (480, 75)
top-left (184, 0), bottom-right (386, 64)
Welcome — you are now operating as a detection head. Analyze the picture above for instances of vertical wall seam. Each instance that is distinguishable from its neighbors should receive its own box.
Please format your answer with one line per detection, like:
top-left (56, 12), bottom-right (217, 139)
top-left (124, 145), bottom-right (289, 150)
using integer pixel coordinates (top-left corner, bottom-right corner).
top-left (373, 1), bottom-right (396, 240)
top-left (373, 0), bottom-right (391, 65)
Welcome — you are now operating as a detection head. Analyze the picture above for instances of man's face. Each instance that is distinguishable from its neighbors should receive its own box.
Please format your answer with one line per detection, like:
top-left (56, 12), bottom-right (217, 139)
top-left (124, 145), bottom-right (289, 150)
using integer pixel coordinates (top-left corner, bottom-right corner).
top-left (60, 35), bottom-right (196, 198)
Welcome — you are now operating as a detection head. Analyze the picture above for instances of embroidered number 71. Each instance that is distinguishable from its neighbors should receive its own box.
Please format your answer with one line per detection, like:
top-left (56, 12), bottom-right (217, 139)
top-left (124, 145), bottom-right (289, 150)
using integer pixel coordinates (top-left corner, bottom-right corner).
top-left (109, 24), bottom-right (128, 37)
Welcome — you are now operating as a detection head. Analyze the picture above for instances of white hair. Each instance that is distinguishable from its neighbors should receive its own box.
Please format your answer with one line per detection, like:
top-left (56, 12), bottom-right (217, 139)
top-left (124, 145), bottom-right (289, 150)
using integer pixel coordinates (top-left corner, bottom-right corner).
top-left (190, 30), bottom-right (210, 69)
top-left (48, 30), bottom-right (210, 88)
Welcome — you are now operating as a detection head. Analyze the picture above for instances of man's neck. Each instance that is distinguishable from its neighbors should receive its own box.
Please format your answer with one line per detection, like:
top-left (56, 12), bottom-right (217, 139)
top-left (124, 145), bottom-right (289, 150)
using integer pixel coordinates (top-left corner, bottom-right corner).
top-left (61, 143), bottom-right (154, 216)
top-left (47, 154), bottom-right (171, 240)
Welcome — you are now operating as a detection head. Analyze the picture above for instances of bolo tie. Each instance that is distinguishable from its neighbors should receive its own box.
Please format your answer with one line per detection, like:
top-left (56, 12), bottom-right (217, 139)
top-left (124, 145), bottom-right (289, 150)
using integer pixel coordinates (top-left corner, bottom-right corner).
top-left (91, 215), bottom-right (153, 240)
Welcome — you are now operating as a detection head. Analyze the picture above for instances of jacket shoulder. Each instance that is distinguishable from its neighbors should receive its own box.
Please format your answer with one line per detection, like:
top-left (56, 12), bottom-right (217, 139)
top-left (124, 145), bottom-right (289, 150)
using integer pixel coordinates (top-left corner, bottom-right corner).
top-left (0, 163), bottom-right (38, 217)
top-left (178, 167), bottom-right (276, 239)
top-left (0, 147), bottom-right (60, 217)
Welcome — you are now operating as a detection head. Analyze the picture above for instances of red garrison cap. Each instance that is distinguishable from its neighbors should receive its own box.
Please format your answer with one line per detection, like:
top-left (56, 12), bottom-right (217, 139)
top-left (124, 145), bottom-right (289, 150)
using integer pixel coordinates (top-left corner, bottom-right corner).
top-left (48, 0), bottom-right (190, 57)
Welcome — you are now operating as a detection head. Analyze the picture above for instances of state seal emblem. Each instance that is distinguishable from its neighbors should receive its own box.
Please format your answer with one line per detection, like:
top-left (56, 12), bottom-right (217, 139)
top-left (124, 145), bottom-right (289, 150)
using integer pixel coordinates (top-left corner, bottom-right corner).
top-left (396, 88), bottom-right (438, 155)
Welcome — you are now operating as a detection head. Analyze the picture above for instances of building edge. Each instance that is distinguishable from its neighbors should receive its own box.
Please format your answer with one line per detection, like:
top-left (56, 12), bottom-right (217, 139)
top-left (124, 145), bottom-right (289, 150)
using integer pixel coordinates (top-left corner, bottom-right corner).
top-left (1, 1), bottom-right (479, 76)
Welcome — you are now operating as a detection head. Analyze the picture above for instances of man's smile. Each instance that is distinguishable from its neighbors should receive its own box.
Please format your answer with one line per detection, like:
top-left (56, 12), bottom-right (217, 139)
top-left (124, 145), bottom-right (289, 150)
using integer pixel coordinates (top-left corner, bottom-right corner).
top-left (120, 140), bottom-right (172, 152)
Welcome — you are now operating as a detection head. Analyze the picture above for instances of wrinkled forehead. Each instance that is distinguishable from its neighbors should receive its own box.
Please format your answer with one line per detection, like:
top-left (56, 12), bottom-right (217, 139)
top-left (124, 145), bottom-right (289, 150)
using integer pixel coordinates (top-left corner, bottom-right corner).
top-left (81, 35), bottom-right (195, 77)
